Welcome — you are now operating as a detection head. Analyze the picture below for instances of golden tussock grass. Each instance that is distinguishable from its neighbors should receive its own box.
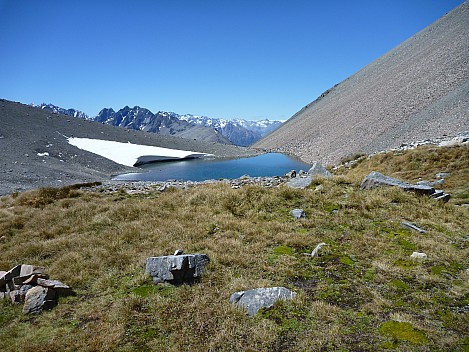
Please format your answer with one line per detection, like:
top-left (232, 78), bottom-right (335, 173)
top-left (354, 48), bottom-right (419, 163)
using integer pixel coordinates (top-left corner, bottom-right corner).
top-left (0, 145), bottom-right (468, 351)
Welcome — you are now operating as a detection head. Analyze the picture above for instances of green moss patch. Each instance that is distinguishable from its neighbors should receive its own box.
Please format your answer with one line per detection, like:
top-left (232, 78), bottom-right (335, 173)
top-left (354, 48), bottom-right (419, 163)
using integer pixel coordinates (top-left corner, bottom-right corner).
top-left (389, 279), bottom-right (410, 291)
top-left (378, 320), bottom-right (429, 345)
top-left (274, 245), bottom-right (294, 256)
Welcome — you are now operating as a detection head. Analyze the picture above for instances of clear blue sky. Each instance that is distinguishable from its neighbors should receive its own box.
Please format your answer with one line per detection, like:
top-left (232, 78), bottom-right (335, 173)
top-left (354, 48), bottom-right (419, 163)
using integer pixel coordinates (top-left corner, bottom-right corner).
top-left (0, 0), bottom-right (463, 120)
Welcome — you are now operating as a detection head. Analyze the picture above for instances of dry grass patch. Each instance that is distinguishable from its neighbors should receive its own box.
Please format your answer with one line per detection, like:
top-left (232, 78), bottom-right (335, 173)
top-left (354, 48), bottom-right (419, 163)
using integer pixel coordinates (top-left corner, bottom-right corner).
top-left (1, 146), bottom-right (468, 351)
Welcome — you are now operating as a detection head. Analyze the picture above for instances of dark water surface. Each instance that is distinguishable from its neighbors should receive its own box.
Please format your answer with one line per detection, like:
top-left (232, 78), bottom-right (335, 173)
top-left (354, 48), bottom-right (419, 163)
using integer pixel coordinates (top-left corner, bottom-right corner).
top-left (113, 153), bottom-right (310, 181)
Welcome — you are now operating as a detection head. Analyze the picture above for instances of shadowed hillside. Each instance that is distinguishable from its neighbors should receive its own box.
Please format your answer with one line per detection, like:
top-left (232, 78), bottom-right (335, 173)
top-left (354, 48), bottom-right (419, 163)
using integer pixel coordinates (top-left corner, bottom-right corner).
top-left (255, 2), bottom-right (469, 165)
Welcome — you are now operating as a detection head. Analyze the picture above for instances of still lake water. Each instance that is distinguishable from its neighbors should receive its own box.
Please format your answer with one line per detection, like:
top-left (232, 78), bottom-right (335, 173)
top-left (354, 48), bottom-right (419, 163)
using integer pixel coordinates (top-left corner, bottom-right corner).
top-left (113, 153), bottom-right (310, 182)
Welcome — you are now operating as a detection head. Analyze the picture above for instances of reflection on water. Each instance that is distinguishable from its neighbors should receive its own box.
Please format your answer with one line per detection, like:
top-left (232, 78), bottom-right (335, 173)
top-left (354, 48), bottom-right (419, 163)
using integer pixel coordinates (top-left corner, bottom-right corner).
top-left (113, 153), bottom-right (310, 182)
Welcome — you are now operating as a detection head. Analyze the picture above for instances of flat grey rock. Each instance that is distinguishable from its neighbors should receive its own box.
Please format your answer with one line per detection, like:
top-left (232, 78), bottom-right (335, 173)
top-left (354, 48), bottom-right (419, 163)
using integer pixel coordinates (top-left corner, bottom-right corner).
top-left (361, 171), bottom-right (435, 195)
top-left (230, 287), bottom-right (297, 316)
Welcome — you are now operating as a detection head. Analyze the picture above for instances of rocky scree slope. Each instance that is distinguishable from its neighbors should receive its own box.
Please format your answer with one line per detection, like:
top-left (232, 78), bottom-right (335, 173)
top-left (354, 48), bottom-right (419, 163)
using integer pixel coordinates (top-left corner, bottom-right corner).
top-left (254, 2), bottom-right (469, 165)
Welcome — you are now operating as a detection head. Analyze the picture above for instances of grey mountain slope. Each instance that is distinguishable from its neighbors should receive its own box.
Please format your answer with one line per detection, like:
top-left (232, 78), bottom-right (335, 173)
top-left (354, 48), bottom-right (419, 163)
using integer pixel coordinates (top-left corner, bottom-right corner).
top-left (0, 99), bottom-right (258, 195)
top-left (254, 2), bottom-right (469, 165)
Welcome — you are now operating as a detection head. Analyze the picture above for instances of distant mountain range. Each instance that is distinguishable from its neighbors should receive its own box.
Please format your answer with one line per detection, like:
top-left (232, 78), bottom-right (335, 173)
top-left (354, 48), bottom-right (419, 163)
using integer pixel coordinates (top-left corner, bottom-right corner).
top-left (178, 114), bottom-right (282, 146)
top-left (33, 103), bottom-right (90, 119)
top-left (32, 103), bottom-right (282, 146)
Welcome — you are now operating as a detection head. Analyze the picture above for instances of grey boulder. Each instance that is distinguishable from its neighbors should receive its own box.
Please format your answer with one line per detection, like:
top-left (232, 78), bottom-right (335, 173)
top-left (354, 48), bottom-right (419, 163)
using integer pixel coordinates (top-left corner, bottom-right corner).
top-left (145, 254), bottom-right (210, 285)
top-left (230, 287), bottom-right (297, 316)
top-left (308, 162), bottom-right (332, 178)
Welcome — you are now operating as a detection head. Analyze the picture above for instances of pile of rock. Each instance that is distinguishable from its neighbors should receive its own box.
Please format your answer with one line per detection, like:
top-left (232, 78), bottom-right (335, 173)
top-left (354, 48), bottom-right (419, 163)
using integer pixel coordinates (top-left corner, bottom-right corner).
top-left (0, 264), bottom-right (73, 314)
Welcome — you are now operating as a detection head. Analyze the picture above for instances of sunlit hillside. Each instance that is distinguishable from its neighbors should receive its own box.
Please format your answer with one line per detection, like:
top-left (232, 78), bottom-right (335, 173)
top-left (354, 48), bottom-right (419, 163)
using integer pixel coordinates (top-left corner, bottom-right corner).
top-left (1, 145), bottom-right (468, 351)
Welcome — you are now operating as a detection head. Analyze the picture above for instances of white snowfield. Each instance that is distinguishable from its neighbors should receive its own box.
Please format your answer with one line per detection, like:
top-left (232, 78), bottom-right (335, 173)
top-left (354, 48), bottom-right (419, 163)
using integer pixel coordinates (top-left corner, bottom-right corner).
top-left (67, 137), bottom-right (211, 167)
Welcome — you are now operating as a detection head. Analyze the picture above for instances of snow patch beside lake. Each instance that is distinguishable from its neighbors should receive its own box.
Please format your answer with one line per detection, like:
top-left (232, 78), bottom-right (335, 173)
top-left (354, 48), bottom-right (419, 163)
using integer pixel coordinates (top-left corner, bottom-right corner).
top-left (67, 137), bottom-right (211, 167)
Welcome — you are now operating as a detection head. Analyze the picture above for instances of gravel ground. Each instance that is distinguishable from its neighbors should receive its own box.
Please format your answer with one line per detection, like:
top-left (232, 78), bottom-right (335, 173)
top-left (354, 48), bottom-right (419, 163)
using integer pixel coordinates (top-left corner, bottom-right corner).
top-left (254, 2), bottom-right (469, 165)
top-left (0, 99), bottom-right (259, 196)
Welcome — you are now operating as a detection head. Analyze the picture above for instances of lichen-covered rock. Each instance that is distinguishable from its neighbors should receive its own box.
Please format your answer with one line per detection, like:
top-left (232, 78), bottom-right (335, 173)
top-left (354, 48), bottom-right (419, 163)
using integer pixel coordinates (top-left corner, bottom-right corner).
top-left (145, 254), bottom-right (210, 285)
top-left (230, 287), bottom-right (297, 316)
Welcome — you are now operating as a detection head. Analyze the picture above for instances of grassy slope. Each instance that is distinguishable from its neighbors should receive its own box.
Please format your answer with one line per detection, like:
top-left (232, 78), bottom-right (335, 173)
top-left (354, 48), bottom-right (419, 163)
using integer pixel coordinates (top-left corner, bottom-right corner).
top-left (0, 146), bottom-right (468, 351)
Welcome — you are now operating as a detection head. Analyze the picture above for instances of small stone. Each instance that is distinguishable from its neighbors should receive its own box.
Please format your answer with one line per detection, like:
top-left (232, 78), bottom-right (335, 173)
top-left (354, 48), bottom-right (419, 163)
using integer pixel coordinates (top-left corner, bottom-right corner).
top-left (430, 190), bottom-right (445, 198)
top-left (435, 172), bottom-right (450, 179)
top-left (435, 193), bottom-right (451, 202)
top-left (401, 222), bottom-right (427, 234)
top-left (290, 209), bottom-right (306, 219)
top-left (310, 242), bottom-right (327, 257)
top-left (10, 290), bottom-right (22, 304)
top-left (230, 287), bottom-right (297, 316)
top-left (410, 252), bottom-right (428, 259)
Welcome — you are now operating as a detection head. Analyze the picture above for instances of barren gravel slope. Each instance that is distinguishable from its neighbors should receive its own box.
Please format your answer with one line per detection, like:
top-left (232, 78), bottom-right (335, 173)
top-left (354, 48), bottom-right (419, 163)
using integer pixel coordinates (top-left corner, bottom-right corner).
top-left (255, 1), bottom-right (469, 165)
top-left (0, 100), bottom-right (258, 195)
